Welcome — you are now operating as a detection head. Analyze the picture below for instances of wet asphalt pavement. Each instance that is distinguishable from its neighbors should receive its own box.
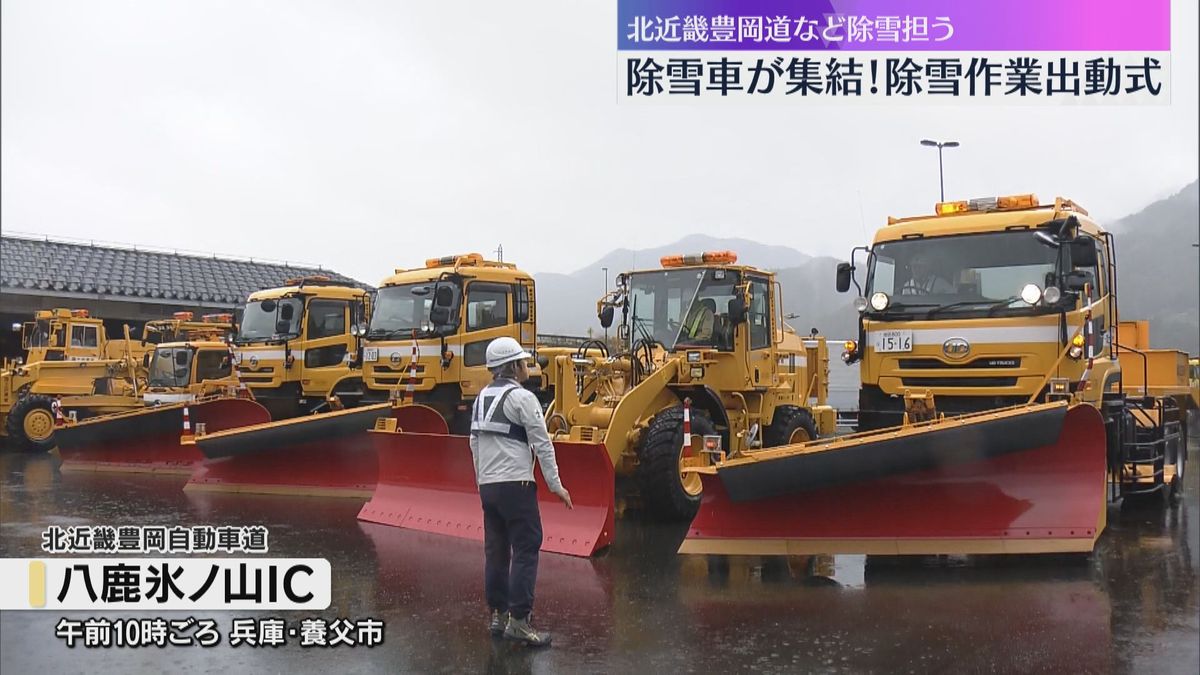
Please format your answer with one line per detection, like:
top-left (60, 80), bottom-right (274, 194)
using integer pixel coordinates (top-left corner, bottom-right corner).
top-left (1, 440), bottom-right (1197, 674)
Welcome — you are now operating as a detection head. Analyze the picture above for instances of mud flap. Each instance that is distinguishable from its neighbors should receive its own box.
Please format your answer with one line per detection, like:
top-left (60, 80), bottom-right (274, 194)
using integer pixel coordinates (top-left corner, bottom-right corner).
top-left (186, 403), bottom-right (442, 497)
top-left (358, 432), bottom-right (615, 557)
top-left (56, 399), bottom-right (270, 474)
top-left (681, 404), bottom-right (1109, 555)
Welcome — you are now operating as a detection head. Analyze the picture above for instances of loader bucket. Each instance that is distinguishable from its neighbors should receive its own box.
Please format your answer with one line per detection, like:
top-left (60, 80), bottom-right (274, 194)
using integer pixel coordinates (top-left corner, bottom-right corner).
top-left (185, 402), bottom-right (432, 498)
top-left (56, 398), bottom-right (270, 474)
top-left (358, 431), bottom-right (615, 558)
top-left (681, 403), bottom-right (1108, 556)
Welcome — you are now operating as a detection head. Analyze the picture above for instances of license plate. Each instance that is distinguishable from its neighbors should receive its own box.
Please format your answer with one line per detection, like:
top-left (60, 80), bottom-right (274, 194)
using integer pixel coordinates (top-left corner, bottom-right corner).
top-left (874, 330), bottom-right (913, 353)
top-left (363, 347), bottom-right (379, 362)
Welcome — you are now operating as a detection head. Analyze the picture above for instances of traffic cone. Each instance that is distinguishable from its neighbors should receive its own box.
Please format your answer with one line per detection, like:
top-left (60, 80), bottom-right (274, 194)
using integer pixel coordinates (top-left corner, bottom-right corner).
top-left (402, 341), bottom-right (418, 404)
top-left (181, 405), bottom-right (193, 441)
top-left (682, 397), bottom-right (692, 456)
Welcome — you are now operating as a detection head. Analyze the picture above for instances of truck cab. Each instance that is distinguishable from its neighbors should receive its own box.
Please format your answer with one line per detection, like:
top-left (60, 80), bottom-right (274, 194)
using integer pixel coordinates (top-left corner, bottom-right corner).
top-left (232, 277), bottom-right (369, 419)
top-left (361, 253), bottom-right (537, 431)
top-left (837, 194), bottom-right (1117, 430)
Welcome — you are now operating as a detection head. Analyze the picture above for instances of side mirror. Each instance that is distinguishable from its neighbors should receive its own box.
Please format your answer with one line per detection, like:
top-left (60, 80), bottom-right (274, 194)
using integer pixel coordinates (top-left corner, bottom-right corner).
top-left (1064, 270), bottom-right (1090, 292)
top-left (835, 262), bottom-right (854, 293)
top-left (435, 286), bottom-right (454, 307)
top-left (1068, 237), bottom-right (1098, 268)
top-left (280, 304), bottom-right (295, 321)
top-left (430, 306), bottom-right (451, 326)
top-left (175, 351), bottom-right (190, 366)
top-left (599, 305), bottom-right (614, 329)
top-left (142, 354), bottom-right (150, 369)
top-left (728, 297), bottom-right (748, 324)
top-left (275, 319), bottom-right (292, 334)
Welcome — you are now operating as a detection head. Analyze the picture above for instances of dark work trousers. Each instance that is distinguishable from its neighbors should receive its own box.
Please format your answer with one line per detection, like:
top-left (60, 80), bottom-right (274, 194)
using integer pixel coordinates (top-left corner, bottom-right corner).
top-left (479, 481), bottom-right (543, 620)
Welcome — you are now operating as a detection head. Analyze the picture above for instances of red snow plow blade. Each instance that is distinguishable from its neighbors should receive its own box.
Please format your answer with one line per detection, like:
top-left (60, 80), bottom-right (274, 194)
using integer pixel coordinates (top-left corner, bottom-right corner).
top-left (681, 402), bottom-right (1109, 556)
top-left (358, 429), bottom-right (615, 558)
top-left (185, 403), bottom-right (448, 498)
top-left (56, 398), bottom-right (270, 474)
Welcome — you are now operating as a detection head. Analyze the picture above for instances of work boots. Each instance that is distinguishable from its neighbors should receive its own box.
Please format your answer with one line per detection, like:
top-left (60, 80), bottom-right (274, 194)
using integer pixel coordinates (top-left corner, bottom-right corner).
top-left (488, 609), bottom-right (508, 636)
top-left (503, 614), bottom-right (552, 647)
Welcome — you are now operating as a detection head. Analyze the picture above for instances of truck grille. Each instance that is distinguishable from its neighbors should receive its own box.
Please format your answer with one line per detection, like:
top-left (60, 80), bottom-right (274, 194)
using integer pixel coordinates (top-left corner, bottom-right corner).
top-left (897, 357), bottom-right (1022, 369)
top-left (901, 376), bottom-right (1019, 388)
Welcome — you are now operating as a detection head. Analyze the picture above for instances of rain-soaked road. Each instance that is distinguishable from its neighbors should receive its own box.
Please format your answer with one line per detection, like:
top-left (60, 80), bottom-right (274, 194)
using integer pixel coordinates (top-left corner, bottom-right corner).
top-left (1, 442), bottom-right (1197, 674)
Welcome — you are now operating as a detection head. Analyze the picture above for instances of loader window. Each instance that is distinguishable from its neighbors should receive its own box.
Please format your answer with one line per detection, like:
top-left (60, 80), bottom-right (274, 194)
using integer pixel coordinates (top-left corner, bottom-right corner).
top-left (70, 325), bottom-right (98, 348)
top-left (467, 283), bottom-right (510, 332)
top-left (628, 268), bottom-right (740, 351)
top-left (307, 299), bottom-right (348, 339)
top-left (148, 347), bottom-right (194, 388)
top-left (194, 350), bottom-right (232, 382)
top-left (748, 276), bottom-right (771, 350)
top-left (23, 320), bottom-right (51, 349)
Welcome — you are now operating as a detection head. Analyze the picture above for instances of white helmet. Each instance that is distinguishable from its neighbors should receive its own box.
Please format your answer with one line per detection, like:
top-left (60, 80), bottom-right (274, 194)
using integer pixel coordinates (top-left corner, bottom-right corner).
top-left (485, 336), bottom-right (532, 369)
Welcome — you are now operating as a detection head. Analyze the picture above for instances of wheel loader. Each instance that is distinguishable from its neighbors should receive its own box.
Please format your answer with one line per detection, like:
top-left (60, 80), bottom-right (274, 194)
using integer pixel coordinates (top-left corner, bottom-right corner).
top-left (55, 339), bottom-right (269, 473)
top-left (357, 250), bottom-right (837, 556)
top-left (680, 193), bottom-right (1192, 556)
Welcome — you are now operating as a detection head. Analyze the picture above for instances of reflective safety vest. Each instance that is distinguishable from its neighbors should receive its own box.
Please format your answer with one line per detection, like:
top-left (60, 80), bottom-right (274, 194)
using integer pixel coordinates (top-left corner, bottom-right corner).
top-left (470, 381), bottom-right (529, 443)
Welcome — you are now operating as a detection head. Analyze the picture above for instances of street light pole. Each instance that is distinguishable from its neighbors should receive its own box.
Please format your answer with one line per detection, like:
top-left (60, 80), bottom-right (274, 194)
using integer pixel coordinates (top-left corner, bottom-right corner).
top-left (920, 138), bottom-right (960, 202)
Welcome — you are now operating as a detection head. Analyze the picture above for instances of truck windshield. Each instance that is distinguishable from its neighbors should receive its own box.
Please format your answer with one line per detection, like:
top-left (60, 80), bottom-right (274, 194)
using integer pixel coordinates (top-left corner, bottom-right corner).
top-left (148, 347), bottom-right (194, 388)
top-left (865, 231), bottom-right (1061, 318)
top-left (368, 282), bottom-right (454, 338)
top-left (236, 297), bottom-right (303, 343)
top-left (626, 268), bottom-right (740, 351)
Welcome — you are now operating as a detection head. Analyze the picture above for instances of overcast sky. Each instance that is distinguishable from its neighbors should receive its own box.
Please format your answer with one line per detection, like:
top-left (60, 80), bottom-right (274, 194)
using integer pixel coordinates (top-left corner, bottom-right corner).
top-left (3, 1), bottom-right (1197, 284)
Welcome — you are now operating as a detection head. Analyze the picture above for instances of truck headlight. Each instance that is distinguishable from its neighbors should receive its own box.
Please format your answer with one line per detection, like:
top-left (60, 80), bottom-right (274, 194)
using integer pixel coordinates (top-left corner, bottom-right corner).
top-left (869, 292), bottom-right (890, 311)
top-left (853, 297), bottom-right (868, 313)
top-left (1043, 286), bottom-right (1061, 304)
top-left (1020, 283), bottom-right (1042, 305)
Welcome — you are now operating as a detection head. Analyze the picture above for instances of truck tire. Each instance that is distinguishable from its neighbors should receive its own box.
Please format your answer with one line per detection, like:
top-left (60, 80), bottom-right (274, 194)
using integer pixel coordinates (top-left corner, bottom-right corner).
top-left (764, 406), bottom-right (818, 447)
top-left (637, 405), bottom-right (716, 522)
top-left (5, 395), bottom-right (58, 453)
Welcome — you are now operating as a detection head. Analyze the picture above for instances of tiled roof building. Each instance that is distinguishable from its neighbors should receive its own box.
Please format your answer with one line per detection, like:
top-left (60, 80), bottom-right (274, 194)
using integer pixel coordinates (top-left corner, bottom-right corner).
top-left (1, 235), bottom-right (363, 306)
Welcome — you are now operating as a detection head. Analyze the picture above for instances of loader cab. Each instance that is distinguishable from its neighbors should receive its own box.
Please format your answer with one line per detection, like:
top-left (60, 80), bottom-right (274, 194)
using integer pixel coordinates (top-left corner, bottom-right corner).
top-left (232, 278), bottom-right (369, 417)
top-left (362, 254), bottom-right (538, 422)
top-left (602, 251), bottom-right (790, 390)
top-left (837, 194), bottom-right (1117, 429)
top-left (144, 341), bottom-right (238, 403)
top-left (21, 309), bottom-right (105, 364)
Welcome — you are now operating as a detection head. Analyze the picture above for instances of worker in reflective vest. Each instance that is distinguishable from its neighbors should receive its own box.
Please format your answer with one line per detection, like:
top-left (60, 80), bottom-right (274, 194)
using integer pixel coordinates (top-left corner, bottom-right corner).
top-left (469, 337), bottom-right (572, 647)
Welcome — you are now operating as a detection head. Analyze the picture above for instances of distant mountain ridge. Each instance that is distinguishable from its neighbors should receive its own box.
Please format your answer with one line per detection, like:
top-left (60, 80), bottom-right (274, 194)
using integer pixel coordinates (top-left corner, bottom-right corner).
top-left (535, 183), bottom-right (1200, 353)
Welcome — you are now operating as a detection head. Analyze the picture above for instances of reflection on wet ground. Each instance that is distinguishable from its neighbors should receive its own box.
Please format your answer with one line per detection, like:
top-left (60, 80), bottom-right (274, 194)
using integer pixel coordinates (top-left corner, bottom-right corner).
top-left (1, 443), bottom-right (1197, 674)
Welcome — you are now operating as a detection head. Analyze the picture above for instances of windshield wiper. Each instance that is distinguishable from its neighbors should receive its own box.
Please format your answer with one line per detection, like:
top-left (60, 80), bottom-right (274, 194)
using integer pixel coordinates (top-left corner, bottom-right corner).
top-left (869, 301), bottom-right (938, 315)
top-left (924, 300), bottom-right (992, 319)
top-left (986, 296), bottom-right (1023, 317)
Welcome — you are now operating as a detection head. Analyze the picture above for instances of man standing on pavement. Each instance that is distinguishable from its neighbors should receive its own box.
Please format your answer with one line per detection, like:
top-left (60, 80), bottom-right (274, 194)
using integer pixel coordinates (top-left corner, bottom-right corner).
top-left (469, 336), bottom-right (573, 647)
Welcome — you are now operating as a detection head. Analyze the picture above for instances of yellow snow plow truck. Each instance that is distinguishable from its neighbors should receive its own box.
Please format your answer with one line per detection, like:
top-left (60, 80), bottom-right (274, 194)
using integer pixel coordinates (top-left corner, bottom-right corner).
top-left (836, 193), bottom-right (1189, 499)
top-left (360, 253), bottom-right (539, 431)
top-left (231, 277), bottom-right (370, 419)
